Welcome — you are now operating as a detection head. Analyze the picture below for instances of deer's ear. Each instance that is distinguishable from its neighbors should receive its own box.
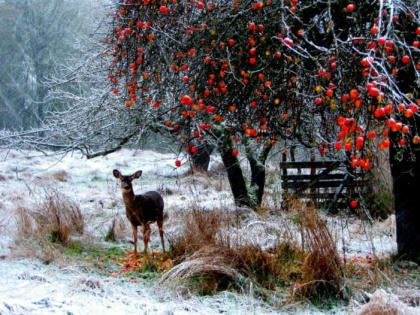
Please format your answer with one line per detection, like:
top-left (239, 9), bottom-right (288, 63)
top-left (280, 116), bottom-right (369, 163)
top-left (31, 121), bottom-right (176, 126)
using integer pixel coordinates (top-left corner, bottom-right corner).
top-left (113, 169), bottom-right (122, 179)
top-left (131, 170), bottom-right (142, 180)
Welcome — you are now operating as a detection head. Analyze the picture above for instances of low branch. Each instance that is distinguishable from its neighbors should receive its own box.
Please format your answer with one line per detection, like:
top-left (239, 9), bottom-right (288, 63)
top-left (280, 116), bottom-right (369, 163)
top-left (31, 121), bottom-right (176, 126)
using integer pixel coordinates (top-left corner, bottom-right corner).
top-left (85, 130), bottom-right (139, 159)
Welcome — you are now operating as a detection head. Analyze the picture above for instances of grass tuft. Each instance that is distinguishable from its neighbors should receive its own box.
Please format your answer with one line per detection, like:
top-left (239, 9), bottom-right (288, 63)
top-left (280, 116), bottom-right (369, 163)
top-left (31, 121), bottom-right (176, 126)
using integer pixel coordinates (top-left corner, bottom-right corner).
top-left (287, 197), bottom-right (344, 299)
top-left (105, 214), bottom-right (128, 242)
top-left (15, 188), bottom-right (84, 245)
top-left (50, 170), bottom-right (69, 182)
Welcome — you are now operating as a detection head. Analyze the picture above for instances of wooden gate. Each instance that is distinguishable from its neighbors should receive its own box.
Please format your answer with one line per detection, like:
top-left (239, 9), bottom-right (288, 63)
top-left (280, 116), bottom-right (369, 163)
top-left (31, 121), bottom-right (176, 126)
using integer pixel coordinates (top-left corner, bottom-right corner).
top-left (280, 160), bottom-right (365, 212)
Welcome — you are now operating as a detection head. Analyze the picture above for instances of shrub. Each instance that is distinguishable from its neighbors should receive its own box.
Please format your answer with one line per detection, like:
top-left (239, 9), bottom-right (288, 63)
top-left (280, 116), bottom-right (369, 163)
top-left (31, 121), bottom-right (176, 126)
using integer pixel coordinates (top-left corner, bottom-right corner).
top-left (16, 188), bottom-right (84, 245)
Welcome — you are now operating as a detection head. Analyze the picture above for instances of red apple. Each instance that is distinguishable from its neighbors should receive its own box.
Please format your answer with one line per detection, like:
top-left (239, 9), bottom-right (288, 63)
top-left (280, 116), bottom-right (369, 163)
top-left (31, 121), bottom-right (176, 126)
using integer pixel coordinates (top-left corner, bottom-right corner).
top-left (346, 3), bottom-right (355, 12)
top-left (370, 26), bottom-right (379, 34)
top-left (350, 200), bottom-right (358, 208)
top-left (401, 55), bottom-right (410, 64)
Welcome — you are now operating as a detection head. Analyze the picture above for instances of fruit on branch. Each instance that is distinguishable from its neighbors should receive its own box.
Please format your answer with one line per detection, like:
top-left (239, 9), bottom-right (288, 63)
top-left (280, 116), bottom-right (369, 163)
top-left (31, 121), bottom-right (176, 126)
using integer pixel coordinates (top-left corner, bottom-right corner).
top-left (370, 26), bottom-right (379, 34)
top-left (401, 55), bottom-right (410, 64)
top-left (159, 6), bottom-right (168, 13)
top-left (283, 37), bottom-right (294, 47)
top-left (180, 95), bottom-right (193, 105)
top-left (346, 3), bottom-right (355, 12)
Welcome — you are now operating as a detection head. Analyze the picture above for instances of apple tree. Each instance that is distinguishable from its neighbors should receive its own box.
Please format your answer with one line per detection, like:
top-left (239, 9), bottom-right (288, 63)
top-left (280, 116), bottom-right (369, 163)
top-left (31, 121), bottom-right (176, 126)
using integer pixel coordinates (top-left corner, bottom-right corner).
top-left (102, 0), bottom-right (419, 261)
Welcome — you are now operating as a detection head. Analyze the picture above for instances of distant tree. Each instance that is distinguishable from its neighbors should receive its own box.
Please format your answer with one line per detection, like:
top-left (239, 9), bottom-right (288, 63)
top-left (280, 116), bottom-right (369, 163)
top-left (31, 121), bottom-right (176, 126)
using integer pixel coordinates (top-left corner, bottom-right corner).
top-left (0, 0), bottom-right (96, 130)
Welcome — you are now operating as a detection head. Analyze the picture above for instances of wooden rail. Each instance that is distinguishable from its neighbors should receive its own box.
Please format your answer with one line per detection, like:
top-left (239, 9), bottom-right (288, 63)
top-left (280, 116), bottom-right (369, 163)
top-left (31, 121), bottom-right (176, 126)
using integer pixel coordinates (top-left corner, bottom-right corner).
top-left (280, 160), bottom-right (364, 212)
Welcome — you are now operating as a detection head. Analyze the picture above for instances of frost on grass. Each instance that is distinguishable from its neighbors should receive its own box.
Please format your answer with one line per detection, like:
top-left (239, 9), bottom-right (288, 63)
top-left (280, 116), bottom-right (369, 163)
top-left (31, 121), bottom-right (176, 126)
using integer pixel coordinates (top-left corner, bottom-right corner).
top-left (0, 148), bottom-right (416, 314)
top-left (15, 187), bottom-right (84, 245)
top-left (353, 289), bottom-right (419, 315)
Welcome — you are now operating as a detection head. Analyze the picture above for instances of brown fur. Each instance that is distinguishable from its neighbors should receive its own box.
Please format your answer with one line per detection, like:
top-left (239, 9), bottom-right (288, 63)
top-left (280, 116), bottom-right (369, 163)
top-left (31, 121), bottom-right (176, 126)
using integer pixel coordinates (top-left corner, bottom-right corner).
top-left (113, 169), bottom-right (165, 255)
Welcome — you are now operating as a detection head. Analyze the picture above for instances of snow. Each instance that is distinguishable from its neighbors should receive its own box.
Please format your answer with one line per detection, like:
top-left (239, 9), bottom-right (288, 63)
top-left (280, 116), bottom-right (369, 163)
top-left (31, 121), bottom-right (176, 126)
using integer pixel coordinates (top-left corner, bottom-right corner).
top-left (0, 148), bottom-right (402, 314)
top-left (0, 259), bottom-right (276, 314)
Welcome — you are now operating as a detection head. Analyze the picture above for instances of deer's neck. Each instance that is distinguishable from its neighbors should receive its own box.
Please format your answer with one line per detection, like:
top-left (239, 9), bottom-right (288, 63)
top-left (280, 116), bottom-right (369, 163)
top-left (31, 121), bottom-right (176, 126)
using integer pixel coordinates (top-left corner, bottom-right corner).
top-left (122, 190), bottom-right (135, 207)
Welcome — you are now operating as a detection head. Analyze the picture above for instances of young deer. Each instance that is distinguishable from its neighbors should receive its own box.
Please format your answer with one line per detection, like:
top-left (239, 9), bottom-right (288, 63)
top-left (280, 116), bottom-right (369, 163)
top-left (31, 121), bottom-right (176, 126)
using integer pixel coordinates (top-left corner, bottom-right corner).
top-left (113, 169), bottom-right (165, 256)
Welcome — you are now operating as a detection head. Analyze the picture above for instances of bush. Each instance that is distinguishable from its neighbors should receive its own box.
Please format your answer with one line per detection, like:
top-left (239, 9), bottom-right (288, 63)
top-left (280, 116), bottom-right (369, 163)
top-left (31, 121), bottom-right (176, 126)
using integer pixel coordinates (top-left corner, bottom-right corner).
top-left (16, 188), bottom-right (84, 245)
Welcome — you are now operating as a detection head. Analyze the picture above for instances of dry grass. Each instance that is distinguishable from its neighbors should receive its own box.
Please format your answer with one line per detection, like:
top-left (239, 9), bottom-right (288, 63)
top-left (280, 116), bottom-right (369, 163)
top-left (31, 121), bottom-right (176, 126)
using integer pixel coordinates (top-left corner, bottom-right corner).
top-left (159, 246), bottom-right (244, 295)
top-left (50, 170), bottom-right (69, 182)
top-left (167, 207), bottom-right (231, 260)
top-left (156, 183), bottom-right (174, 196)
top-left (184, 164), bottom-right (228, 192)
top-left (354, 289), bottom-right (417, 315)
top-left (15, 188), bottom-right (84, 245)
top-left (105, 214), bottom-right (129, 242)
top-left (162, 201), bottom-right (344, 300)
top-left (16, 206), bottom-right (34, 237)
top-left (290, 197), bottom-right (344, 299)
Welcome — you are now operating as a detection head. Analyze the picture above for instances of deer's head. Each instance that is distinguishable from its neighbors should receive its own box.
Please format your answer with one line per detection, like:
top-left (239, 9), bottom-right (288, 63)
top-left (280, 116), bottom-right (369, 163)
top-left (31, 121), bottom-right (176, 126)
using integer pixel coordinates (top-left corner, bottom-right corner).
top-left (113, 169), bottom-right (142, 193)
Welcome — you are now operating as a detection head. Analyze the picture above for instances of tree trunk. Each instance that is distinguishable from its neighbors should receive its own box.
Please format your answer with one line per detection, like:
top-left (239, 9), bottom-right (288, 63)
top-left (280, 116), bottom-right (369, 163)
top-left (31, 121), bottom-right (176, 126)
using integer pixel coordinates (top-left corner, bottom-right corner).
top-left (390, 142), bottom-right (420, 263)
top-left (190, 142), bottom-right (214, 172)
top-left (247, 144), bottom-right (272, 207)
top-left (248, 157), bottom-right (265, 206)
top-left (391, 57), bottom-right (420, 263)
top-left (218, 138), bottom-right (254, 208)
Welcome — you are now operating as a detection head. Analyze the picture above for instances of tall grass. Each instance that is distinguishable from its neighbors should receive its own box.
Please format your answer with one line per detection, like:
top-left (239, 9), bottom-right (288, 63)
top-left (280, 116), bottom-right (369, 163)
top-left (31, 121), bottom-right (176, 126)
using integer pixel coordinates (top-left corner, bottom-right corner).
top-left (290, 198), bottom-right (344, 298)
top-left (16, 188), bottom-right (84, 245)
top-left (105, 214), bottom-right (128, 242)
top-left (161, 201), bottom-right (344, 300)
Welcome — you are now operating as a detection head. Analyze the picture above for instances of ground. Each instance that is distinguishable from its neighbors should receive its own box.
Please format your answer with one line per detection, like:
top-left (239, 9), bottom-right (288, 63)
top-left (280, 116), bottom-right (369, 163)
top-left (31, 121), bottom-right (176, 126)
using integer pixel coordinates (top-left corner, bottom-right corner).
top-left (0, 148), bottom-right (418, 314)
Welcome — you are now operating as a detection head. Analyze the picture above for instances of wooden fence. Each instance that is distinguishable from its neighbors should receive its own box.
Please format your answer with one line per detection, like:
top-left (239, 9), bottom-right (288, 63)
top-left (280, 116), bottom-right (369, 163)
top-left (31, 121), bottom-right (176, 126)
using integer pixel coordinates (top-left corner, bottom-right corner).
top-left (280, 160), bottom-right (365, 212)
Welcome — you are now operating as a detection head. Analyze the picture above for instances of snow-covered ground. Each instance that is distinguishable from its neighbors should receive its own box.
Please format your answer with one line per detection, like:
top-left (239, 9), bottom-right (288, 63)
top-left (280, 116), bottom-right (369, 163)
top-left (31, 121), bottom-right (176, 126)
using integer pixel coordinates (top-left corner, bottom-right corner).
top-left (0, 258), bottom-right (281, 315)
top-left (0, 148), bottom-right (407, 314)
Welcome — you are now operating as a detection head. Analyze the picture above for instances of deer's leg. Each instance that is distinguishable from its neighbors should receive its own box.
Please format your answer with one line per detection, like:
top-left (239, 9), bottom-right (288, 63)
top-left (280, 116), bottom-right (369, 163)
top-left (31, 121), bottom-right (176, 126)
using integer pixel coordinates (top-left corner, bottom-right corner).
top-left (131, 224), bottom-right (138, 256)
top-left (157, 220), bottom-right (165, 253)
top-left (142, 223), bottom-right (151, 254)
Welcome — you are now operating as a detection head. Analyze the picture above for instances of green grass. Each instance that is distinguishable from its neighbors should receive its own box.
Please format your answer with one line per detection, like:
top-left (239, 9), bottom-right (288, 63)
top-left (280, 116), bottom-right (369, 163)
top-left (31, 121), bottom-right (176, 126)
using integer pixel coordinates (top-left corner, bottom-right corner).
top-left (63, 240), bottom-right (125, 262)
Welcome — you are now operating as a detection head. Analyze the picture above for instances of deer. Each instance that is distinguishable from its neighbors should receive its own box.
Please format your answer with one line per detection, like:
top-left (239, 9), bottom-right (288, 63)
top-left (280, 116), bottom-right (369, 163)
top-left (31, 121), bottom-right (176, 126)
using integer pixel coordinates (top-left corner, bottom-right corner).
top-left (113, 169), bottom-right (165, 256)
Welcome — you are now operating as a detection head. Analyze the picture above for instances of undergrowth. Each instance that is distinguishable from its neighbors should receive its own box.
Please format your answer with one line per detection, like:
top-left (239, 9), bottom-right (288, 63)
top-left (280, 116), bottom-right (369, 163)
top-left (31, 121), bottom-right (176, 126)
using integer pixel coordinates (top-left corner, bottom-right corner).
top-left (16, 187), bottom-right (84, 245)
top-left (162, 199), bottom-right (346, 303)
top-left (11, 183), bottom-right (418, 312)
